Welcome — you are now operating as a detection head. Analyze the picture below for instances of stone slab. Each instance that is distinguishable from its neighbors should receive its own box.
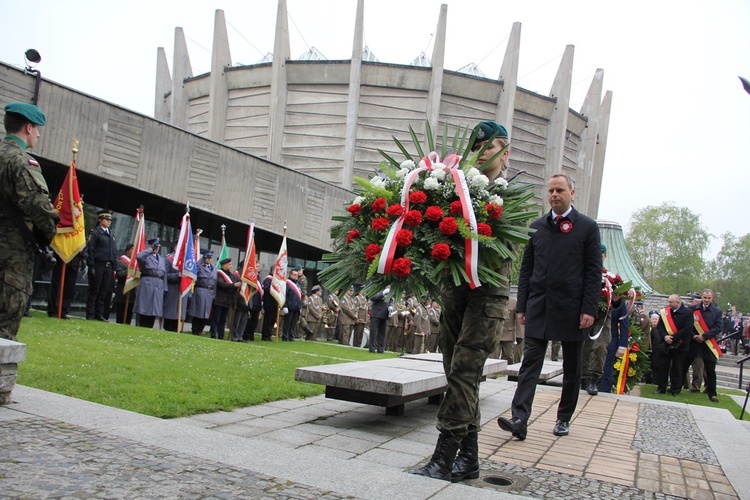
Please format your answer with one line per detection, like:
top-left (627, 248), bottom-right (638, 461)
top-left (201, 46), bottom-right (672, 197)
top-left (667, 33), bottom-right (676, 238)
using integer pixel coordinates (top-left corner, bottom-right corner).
top-left (0, 338), bottom-right (26, 364)
top-left (506, 360), bottom-right (564, 382)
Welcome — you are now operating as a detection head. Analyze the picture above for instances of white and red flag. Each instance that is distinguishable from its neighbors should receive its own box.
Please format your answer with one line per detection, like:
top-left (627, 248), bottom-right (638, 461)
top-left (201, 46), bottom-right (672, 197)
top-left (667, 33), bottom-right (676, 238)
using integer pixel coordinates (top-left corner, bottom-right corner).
top-left (173, 212), bottom-right (197, 297)
top-left (270, 229), bottom-right (288, 308)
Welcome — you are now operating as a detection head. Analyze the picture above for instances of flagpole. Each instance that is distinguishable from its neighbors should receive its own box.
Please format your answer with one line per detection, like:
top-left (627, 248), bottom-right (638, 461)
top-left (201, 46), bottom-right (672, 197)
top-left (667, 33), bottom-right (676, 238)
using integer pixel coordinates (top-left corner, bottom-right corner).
top-left (177, 202), bottom-right (189, 334)
top-left (275, 221), bottom-right (287, 343)
top-left (56, 262), bottom-right (66, 319)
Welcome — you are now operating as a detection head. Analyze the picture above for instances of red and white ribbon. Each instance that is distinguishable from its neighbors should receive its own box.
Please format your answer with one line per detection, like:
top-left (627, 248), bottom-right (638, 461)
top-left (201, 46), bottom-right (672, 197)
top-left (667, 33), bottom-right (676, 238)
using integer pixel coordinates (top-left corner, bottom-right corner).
top-left (377, 152), bottom-right (481, 289)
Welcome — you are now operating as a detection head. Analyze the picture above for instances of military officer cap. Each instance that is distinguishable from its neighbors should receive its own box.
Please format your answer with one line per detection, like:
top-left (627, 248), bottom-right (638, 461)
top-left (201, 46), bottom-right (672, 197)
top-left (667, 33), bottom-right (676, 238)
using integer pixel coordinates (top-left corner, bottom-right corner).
top-left (97, 209), bottom-right (112, 220)
top-left (4, 102), bottom-right (46, 126)
top-left (148, 238), bottom-right (161, 247)
top-left (469, 120), bottom-right (509, 150)
top-left (634, 300), bottom-right (643, 306)
top-left (692, 293), bottom-right (701, 300)
top-left (202, 250), bottom-right (214, 258)
top-left (219, 257), bottom-right (232, 266)
top-left (311, 285), bottom-right (321, 292)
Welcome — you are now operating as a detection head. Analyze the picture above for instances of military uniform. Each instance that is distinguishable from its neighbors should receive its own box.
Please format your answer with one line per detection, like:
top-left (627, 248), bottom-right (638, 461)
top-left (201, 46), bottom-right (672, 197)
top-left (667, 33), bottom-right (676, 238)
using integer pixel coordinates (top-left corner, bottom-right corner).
top-left (305, 288), bottom-right (324, 340)
top-left (163, 252), bottom-right (190, 331)
top-left (188, 254), bottom-right (217, 335)
top-left (353, 291), bottom-right (368, 347)
top-left (133, 245), bottom-right (168, 328)
top-left (325, 291), bottom-right (340, 341)
top-left (411, 299), bottom-right (430, 354)
top-left (426, 302), bottom-right (441, 354)
top-left (494, 297), bottom-right (522, 364)
top-left (0, 103), bottom-right (58, 341)
top-left (339, 290), bottom-right (357, 345)
top-left (85, 216), bottom-right (117, 320)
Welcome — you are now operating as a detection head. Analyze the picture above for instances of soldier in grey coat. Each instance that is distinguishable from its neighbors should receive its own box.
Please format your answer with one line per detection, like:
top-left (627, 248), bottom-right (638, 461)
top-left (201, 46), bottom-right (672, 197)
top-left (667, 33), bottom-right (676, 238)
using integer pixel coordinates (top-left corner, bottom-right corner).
top-left (133, 238), bottom-right (168, 329)
top-left (188, 250), bottom-right (217, 336)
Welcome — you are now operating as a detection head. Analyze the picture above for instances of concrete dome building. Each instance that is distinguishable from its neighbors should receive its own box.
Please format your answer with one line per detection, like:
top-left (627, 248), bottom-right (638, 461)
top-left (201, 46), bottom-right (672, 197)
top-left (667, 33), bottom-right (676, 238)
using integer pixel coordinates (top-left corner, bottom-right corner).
top-left (155, 0), bottom-right (612, 217)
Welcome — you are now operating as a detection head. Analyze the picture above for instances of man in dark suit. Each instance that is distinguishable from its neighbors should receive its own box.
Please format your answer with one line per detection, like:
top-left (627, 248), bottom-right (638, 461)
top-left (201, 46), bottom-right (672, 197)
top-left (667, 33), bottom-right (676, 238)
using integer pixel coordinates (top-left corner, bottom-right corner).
top-left (688, 289), bottom-right (723, 402)
top-left (651, 294), bottom-right (694, 395)
top-left (85, 210), bottom-right (117, 321)
top-left (498, 173), bottom-right (601, 439)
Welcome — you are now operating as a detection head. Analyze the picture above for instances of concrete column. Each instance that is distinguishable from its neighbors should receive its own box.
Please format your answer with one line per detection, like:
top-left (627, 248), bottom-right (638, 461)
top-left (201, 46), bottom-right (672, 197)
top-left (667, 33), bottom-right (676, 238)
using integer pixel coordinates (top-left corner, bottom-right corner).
top-left (268, 0), bottom-right (291, 163)
top-left (576, 69), bottom-right (603, 216)
top-left (545, 45), bottom-right (574, 182)
top-left (154, 47), bottom-right (171, 122)
top-left (171, 27), bottom-right (193, 130)
top-left (496, 22), bottom-right (521, 132)
top-left (425, 4), bottom-right (447, 140)
top-left (588, 90), bottom-right (612, 219)
top-left (342, 0), bottom-right (365, 189)
top-left (208, 9), bottom-right (232, 142)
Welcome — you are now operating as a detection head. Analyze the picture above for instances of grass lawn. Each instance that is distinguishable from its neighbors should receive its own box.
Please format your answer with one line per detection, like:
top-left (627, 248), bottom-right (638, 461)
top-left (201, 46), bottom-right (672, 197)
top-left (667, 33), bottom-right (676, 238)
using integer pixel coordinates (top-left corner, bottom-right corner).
top-left (637, 383), bottom-right (750, 421)
top-left (16, 311), bottom-right (397, 419)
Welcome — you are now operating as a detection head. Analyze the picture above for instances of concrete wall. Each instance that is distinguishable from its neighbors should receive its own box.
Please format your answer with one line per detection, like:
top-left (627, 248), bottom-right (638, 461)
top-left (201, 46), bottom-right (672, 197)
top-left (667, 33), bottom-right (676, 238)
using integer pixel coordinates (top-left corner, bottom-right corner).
top-left (0, 62), bottom-right (353, 252)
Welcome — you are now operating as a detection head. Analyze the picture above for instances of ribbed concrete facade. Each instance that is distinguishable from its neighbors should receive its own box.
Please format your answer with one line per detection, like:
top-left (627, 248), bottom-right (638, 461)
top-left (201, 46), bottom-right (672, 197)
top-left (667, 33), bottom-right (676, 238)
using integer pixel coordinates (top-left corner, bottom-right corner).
top-left (155, 1), bottom-right (611, 216)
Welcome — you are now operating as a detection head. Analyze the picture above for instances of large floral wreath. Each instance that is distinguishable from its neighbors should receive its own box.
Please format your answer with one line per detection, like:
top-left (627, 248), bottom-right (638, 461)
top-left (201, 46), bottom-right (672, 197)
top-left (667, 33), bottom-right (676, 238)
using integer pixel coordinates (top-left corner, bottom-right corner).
top-left (612, 319), bottom-right (651, 394)
top-left (319, 123), bottom-right (537, 300)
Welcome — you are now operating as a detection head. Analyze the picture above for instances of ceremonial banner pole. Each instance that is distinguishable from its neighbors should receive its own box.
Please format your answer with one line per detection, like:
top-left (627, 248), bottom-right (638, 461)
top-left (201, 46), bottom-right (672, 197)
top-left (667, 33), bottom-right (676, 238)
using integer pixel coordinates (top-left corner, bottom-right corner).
top-left (177, 202), bottom-right (189, 334)
top-left (271, 221), bottom-right (288, 343)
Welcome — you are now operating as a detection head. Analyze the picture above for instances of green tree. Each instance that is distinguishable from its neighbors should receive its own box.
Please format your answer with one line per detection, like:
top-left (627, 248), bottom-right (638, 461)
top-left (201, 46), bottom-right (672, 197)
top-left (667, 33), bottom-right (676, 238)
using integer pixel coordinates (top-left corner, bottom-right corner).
top-left (710, 232), bottom-right (750, 311)
top-left (625, 203), bottom-right (711, 294)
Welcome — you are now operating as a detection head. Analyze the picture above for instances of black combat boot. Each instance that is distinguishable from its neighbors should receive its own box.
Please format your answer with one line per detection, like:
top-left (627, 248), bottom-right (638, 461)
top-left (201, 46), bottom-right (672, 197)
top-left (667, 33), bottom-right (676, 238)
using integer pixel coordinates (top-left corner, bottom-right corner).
top-left (586, 375), bottom-right (599, 396)
top-left (451, 432), bottom-right (479, 482)
top-left (304, 327), bottom-right (315, 340)
top-left (411, 432), bottom-right (460, 481)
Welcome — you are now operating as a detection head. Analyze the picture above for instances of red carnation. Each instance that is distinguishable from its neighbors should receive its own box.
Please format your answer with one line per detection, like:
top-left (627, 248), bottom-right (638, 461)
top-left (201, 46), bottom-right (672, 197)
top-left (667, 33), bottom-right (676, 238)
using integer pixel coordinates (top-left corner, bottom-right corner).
top-left (631, 343), bottom-right (641, 352)
top-left (439, 217), bottom-right (458, 235)
top-left (346, 229), bottom-right (360, 244)
top-left (371, 217), bottom-right (390, 231)
top-left (409, 190), bottom-right (427, 204)
top-left (404, 210), bottom-right (423, 227)
top-left (386, 204), bottom-right (404, 218)
top-left (372, 197), bottom-right (387, 213)
top-left (392, 257), bottom-right (412, 278)
top-left (395, 229), bottom-right (413, 247)
top-left (431, 243), bottom-right (451, 262)
top-left (365, 243), bottom-right (382, 263)
top-left (486, 203), bottom-right (503, 219)
top-left (477, 222), bottom-right (492, 237)
top-left (347, 204), bottom-right (361, 217)
top-left (450, 200), bottom-right (463, 215)
top-left (425, 205), bottom-right (444, 222)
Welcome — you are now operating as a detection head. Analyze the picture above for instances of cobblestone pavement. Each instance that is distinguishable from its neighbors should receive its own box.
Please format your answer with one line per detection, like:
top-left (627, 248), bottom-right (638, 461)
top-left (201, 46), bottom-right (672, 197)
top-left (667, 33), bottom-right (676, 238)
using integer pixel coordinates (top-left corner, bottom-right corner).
top-left (0, 418), bottom-right (352, 500)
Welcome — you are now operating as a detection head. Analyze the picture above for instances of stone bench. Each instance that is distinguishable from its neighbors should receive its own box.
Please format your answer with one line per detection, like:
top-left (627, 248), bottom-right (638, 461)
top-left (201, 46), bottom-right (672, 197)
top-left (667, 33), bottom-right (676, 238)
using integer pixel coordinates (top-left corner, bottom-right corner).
top-left (505, 360), bottom-right (563, 383)
top-left (295, 355), bottom-right (506, 416)
top-left (0, 338), bottom-right (26, 404)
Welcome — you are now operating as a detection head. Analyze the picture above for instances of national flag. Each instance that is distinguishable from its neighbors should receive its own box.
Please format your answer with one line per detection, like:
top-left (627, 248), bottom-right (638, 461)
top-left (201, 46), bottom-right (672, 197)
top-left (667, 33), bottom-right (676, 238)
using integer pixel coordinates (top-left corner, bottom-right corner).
top-left (49, 158), bottom-right (86, 263)
top-left (124, 208), bottom-right (147, 294)
top-left (194, 228), bottom-right (203, 262)
top-left (218, 229), bottom-right (229, 264)
top-left (239, 223), bottom-right (262, 305)
top-left (270, 231), bottom-right (288, 307)
top-left (173, 212), bottom-right (197, 297)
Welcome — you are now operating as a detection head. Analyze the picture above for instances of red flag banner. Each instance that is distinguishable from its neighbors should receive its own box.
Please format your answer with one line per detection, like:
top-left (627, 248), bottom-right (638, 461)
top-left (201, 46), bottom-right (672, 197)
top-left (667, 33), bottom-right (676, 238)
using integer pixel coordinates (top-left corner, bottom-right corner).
top-left (173, 212), bottom-right (197, 298)
top-left (49, 159), bottom-right (86, 263)
top-left (240, 223), bottom-right (262, 304)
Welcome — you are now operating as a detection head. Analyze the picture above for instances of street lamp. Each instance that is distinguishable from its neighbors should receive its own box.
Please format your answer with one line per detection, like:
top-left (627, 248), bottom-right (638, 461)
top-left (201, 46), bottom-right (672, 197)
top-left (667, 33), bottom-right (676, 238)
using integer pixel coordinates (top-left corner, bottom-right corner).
top-left (23, 49), bottom-right (42, 105)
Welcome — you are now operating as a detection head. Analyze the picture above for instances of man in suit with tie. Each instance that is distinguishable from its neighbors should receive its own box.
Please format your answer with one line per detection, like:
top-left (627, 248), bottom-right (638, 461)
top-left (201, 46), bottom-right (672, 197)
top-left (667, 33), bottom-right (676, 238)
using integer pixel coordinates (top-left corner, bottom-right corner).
top-left (651, 294), bottom-right (694, 395)
top-left (498, 173), bottom-right (602, 439)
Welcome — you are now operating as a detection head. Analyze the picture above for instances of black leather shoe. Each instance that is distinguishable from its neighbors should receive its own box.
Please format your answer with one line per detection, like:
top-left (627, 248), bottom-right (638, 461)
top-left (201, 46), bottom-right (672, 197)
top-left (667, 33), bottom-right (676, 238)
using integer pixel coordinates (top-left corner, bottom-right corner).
top-left (553, 420), bottom-right (569, 436)
top-left (497, 416), bottom-right (527, 440)
top-left (655, 389), bottom-right (666, 394)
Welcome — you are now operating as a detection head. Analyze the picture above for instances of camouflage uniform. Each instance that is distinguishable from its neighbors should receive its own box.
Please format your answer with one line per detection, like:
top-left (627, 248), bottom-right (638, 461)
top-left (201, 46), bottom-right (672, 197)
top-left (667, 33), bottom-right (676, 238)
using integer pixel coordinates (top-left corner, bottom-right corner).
top-left (437, 278), bottom-right (508, 441)
top-left (0, 135), bottom-right (58, 340)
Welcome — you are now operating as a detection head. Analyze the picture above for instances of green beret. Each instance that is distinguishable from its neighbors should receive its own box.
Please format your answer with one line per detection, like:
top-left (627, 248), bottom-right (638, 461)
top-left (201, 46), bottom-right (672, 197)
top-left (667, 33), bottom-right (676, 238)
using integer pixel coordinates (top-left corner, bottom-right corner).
top-left (4, 102), bottom-right (46, 126)
top-left (601, 243), bottom-right (607, 253)
top-left (470, 121), bottom-right (508, 149)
